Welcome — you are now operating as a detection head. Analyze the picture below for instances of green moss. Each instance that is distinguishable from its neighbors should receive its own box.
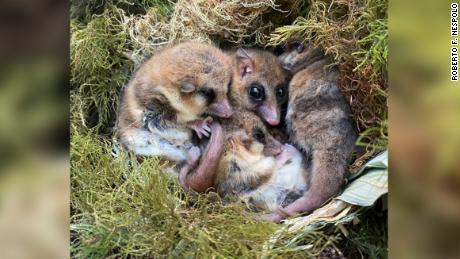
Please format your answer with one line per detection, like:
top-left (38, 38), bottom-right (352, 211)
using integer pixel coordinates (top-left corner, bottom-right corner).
top-left (340, 207), bottom-right (388, 258)
top-left (357, 118), bottom-right (388, 153)
top-left (70, 0), bottom-right (388, 257)
top-left (353, 0), bottom-right (388, 84)
top-left (71, 131), bottom-right (342, 257)
top-left (71, 0), bottom-right (108, 22)
top-left (71, 0), bottom-right (174, 22)
top-left (70, 8), bottom-right (132, 132)
top-left (135, 0), bottom-right (175, 16)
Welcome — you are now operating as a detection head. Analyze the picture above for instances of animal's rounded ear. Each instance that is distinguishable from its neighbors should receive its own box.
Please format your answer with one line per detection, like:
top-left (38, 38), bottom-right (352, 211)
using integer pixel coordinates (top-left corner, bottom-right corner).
top-left (180, 82), bottom-right (195, 93)
top-left (285, 39), bottom-right (305, 53)
top-left (236, 48), bottom-right (253, 79)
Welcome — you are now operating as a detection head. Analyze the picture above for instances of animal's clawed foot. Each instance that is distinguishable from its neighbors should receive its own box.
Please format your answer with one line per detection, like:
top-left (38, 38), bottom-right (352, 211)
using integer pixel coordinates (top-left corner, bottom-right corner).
top-left (255, 207), bottom-right (296, 223)
top-left (189, 116), bottom-right (213, 139)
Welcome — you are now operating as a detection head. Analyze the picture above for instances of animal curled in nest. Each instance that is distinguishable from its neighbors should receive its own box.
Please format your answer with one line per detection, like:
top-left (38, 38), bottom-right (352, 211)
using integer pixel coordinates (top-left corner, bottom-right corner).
top-left (181, 42), bottom-right (357, 223)
top-left (117, 41), bottom-right (234, 191)
top-left (181, 107), bottom-right (310, 214)
top-left (259, 40), bottom-right (357, 222)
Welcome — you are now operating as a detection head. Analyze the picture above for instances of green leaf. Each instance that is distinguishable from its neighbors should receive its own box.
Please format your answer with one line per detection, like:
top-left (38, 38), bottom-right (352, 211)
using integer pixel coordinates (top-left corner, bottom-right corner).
top-left (337, 151), bottom-right (388, 206)
top-left (350, 150), bottom-right (388, 180)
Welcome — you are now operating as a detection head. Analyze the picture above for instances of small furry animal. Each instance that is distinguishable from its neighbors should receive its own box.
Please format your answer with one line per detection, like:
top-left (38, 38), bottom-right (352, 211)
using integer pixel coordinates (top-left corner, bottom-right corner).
top-left (212, 108), bottom-right (309, 211)
top-left (178, 107), bottom-right (310, 213)
top-left (117, 42), bottom-right (233, 163)
top-left (179, 107), bottom-right (283, 192)
top-left (262, 40), bottom-right (357, 222)
top-left (229, 48), bottom-right (289, 126)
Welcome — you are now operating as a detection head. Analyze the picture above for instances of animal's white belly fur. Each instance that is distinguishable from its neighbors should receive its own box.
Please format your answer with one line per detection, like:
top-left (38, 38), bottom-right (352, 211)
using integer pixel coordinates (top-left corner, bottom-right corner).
top-left (126, 126), bottom-right (193, 163)
top-left (243, 151), bottom-right (308, 211)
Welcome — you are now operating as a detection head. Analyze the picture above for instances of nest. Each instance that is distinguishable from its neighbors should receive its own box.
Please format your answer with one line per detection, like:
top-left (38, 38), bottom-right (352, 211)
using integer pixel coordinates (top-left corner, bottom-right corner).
top-left (70, 0), bottom-right (388, 257)
top-left (169, 0), bottom-right (279, 44)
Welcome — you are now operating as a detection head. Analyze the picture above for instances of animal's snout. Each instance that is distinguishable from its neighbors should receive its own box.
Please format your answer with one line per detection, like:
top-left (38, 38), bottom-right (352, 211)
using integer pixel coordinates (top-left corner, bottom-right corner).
top-left (209, 99), bottom-right (233, 118)
top-left (282, 63), bottom-right (293, 71)
top-left (263, 138), bottom-right (284, 156)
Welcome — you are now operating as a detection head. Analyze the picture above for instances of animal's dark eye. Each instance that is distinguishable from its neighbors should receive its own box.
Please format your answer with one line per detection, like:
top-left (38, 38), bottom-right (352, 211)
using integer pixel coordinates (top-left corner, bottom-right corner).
top-left (276, 86), bottom-right (287, 102)
top-left (248, 84), bottom-right (265, 102)
top-left (253, 128), bottom-right (265, 143)
top-left (287, 40), bottom-right (304, 53)
top-left (293, 42), bottom-right (304, 53)
top-left (277, 87), bottom-right (285, 98)
top-left (199, 87), bottom-right (216, 103)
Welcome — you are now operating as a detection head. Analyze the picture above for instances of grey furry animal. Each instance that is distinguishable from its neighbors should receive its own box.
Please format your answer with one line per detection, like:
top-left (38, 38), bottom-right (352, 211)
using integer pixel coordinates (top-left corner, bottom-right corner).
top-left (262, 40), bottom-right (357, 222)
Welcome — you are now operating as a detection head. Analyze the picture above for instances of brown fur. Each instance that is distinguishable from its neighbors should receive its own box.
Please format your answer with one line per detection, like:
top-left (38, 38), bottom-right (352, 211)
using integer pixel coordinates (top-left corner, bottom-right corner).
top-left (213, 108), bottom-right (283, 198)
top-left (264, 41), bottom-right (357, 222)
top-left (228, 48), bottom-right (289, 126)
top-left (208, 108), bottom-right (309, 213)
top-left (178, 107), bottom-right (310, 213)
top-left (117, 42), bottom-right (233, 162)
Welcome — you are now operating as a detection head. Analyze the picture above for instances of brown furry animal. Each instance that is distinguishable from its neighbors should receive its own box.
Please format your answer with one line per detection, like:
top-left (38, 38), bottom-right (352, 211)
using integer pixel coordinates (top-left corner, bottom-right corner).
top-left (261, 40), bottom-right (357, 222)
top-left (180, 48), bottom-right (290, 193)
top-left (214, 108), bottom-right (309, 211)
top-left (178, 106), bottom-right (311, 213)
top-left (179, 107), bottom-right (282, 192)
top-left (229, 48), bottom-right (289, 126)
top-left (180, 108), bottom-right (307, 211)
top-left (117, 42), bottom-right (233, 163)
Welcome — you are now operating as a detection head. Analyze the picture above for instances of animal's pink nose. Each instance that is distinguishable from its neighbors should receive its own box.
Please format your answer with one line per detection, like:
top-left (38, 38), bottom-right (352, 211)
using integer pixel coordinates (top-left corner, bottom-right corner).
top-left (266, 117), bottom-right (280, 126)
top-left (259, 104), bottom-right (280, 126)
top-left (209, 99), bottom-right (233, 118)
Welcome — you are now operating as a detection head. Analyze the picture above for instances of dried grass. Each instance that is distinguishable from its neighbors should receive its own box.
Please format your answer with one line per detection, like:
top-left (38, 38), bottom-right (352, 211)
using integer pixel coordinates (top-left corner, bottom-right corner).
top-left (168, 0), bottom-right (281, 45)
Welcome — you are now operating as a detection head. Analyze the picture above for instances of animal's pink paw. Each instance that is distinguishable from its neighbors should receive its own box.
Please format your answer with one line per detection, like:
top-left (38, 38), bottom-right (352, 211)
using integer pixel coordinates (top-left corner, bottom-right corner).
top-left (255, 213), bottom-right (285, 223)
top-left (276, 144), bottom-right (300, 165)
top-left (189, 116), bottom-right (213, 139)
